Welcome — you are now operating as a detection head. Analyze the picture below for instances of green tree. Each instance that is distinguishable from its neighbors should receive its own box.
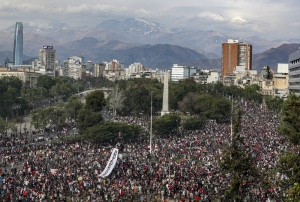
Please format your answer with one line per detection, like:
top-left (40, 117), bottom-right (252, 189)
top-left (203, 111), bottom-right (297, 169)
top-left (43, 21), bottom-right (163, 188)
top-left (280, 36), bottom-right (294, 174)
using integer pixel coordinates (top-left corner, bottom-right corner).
top-left (9, 121), bottom-right (18, 134)
top-left (0, 76), bottom-right (23, 117)
top-left (37, 75), bottom-right (55, 91)
top-left (265, 95), bottom-right (284, 114)
top-left (277, 150), bottom-right (300, 199)
top-left (30, 108), bottom-right (48, 132)
top-left (169, 82), bottom-right (185, 110)
top-left (195, 94), bottom-right (214, 116)
top-left (219, 109), bottom-right (262, 201)
top-left (108, 85), bottom-right (125, 116)
top-left (265, 65), bottom-right (273, 80)
top-left (85, 90), bottom-right (106, 112)
top-left (208, 96), bottom-right (231, 122)
top-left (178, 92), bottom-right (200, 115)
top-left (0, 116), bottom-right (7, 135)
top-left (277, 92), bottom-right (300, 145)
top-left (77, 108), bottom-right (104, 132)
top-left (276, 92), bottom-right (300, 199)
top-left (83, 122), bottom-right (142, 143)
top-left (183, 116), bottom-right (206, 130)
top-left (121, 86), bottom-right (151, 116)
top-left (244, 84), bottom-right (261, 102)
top-left (50, 81), bottom-right (74, 99)
top-left (152, 113), bottom-right (178, 136)
top-left (45, 107), bottom-right (66, 130)
top-left (286, 182), bottom-right (300, 201)
top-left (65, 95), bottom-right (84, 121)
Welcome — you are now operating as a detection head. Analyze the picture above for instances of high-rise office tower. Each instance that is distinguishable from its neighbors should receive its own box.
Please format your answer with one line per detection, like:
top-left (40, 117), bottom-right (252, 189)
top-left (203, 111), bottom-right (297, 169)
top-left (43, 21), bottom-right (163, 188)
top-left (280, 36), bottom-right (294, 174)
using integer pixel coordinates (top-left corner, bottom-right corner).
top-left (13, 22), bottom-right (23, 65)
top-left (222, 39), bottom-right (252, 81)
top-left (39, 46), bottom-right (56, 71)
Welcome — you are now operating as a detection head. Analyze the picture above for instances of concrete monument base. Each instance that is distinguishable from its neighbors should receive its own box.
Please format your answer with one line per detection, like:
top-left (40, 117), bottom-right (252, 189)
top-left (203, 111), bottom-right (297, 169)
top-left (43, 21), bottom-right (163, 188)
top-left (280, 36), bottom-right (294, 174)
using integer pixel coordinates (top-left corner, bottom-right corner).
top-left (160, 111), bottom-right (170, 116)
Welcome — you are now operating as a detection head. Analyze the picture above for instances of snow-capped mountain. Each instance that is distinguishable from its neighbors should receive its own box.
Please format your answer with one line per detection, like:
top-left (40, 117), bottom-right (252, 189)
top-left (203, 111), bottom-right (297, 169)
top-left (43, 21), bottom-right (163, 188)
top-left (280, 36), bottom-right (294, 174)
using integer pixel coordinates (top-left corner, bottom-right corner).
top-left (96, 18), bottom-right (294, 55)
top-left (0, 18), bottom-right (299, 69)
top-left (97, 18), bottom-right (171, 38)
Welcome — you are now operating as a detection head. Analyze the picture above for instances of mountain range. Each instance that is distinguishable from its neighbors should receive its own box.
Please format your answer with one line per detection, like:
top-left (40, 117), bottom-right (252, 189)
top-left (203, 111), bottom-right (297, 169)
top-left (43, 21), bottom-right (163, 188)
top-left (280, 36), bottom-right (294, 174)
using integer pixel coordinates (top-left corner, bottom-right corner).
top-left (0, 18), bottom-right (299, 70)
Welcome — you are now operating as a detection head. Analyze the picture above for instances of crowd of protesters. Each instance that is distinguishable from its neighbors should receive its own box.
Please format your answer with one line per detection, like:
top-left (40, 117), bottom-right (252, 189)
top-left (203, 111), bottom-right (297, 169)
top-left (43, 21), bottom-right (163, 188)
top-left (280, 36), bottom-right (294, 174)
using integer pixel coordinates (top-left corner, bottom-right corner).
top-left (0, 103), bottom-right (288, 201)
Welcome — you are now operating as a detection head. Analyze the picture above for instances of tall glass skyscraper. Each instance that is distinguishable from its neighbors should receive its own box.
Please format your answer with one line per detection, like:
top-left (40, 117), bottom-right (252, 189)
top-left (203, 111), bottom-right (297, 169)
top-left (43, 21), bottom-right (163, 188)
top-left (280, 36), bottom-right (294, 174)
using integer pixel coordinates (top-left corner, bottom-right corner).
top-left (13, 22), bottom-right (23, 65)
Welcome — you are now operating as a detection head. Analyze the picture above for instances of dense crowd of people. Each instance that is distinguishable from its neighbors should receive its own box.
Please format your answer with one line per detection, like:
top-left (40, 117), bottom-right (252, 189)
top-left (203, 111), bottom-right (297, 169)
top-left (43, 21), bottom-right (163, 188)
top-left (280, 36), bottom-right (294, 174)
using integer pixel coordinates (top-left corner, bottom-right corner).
top-left (0, 103), bottom-right (289, 201)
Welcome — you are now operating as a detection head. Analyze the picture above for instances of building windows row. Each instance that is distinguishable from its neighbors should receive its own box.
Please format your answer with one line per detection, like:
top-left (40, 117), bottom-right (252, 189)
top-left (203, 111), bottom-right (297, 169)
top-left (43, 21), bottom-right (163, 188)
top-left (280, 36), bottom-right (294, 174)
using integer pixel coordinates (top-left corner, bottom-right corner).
top-left (289, 82), bottom-right (300, 86)
top-left (289, 74), bottom-right (300, 79)
top-left (290, 66), bottom-right (300, 72)
top-left (290, 58), bottom-right (300, 65)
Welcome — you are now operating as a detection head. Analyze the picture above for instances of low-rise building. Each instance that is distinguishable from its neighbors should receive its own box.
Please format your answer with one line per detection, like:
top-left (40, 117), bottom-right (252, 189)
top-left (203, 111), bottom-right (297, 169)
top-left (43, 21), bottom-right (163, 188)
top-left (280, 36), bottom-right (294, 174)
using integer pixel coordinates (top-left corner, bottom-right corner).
top-left (273, 63), bottom-right (289, 98)
top-left (0, 67), bottom-right (40, 88)
top-left (171, 64), bottom-right (197, 82)
top-left (192, 71), bottom-right (219, 84)
top-left (260, 80), bottom-right (273, 96)
top-left (102, 59), bottom-right (125, 81)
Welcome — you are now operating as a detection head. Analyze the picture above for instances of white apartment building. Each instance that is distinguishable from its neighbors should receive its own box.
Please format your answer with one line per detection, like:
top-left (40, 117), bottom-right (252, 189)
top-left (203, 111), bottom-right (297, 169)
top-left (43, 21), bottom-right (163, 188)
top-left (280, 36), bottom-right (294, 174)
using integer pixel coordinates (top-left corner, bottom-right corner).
top-left (124, 62), bottom-right (145, 79)
top-left (171, 64), bottom-right (197, 82)
top-left (64, 56), bottom-right (84, 80)
top-left (31, 46), bottom-right (56, 77)
top-left (39, 46), bottom-right (56, 70)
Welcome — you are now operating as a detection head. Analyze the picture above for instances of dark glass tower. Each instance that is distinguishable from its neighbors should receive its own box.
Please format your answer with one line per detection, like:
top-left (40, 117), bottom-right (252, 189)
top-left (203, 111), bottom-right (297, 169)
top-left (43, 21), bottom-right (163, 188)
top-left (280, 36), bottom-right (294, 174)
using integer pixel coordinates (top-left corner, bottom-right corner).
top-left (13, 22), bottom-right (23, 65)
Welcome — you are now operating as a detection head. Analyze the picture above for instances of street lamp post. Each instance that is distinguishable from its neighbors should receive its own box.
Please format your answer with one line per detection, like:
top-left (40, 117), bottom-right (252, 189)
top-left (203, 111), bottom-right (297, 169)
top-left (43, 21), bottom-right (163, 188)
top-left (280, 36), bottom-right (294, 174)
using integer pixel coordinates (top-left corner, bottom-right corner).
top-left (19, 116), bottom-right (23, 138)
top-left (150, 92), bottom-right (153, 155)
top-left (5, 117), bottom-right (8, 137)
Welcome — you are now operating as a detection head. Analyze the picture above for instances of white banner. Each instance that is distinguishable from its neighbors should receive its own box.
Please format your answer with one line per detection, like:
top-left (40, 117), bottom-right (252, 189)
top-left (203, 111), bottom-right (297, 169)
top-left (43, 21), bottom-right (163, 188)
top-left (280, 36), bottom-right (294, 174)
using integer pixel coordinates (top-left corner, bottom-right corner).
top-left (99, 148), bottom-right (119, 178)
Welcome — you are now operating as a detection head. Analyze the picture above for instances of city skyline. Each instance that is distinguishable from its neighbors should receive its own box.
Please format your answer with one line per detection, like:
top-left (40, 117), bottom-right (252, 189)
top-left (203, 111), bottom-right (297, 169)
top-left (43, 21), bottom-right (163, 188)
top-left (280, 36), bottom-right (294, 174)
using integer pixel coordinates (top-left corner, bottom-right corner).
top-left (0, 0), bottom-right (299, 41)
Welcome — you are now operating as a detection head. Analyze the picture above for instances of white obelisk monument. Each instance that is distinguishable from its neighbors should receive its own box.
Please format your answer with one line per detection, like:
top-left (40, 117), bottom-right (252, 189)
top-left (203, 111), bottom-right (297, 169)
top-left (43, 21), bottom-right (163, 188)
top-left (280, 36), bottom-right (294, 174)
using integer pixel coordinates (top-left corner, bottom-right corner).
top-left (161, 70), bottom-right (170, 116)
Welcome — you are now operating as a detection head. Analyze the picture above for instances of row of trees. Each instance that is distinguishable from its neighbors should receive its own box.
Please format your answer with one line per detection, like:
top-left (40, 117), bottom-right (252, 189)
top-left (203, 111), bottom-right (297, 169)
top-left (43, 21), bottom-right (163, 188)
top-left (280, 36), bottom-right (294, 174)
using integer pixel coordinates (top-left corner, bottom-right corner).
top-left (30, 95), bottom-right (84, 132)
top-left (77, 90), bottom-right (142, 143)
top-left (108, 78), bottom-right (262, 118)
top-left (0, 117), bottom-right (18, 136)
top-left (276, 92), bottom-right (300, 200)
top-left (0, 76), bottom-right (29, 117)
top-left (30, 89), bottom-right (142, 143)
top-left (0, 74), bottom-right (115, 119)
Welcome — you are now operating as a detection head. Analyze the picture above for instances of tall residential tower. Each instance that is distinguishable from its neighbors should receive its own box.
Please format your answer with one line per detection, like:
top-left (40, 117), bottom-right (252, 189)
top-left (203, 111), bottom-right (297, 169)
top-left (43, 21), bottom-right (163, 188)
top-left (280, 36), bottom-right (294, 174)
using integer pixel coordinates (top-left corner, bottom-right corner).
top-left (39, 46), bottom-right (56, 71)
top-left (222, 39), bottom-right (252, 82)
top-left (13, 22), bottom-right (23, 65)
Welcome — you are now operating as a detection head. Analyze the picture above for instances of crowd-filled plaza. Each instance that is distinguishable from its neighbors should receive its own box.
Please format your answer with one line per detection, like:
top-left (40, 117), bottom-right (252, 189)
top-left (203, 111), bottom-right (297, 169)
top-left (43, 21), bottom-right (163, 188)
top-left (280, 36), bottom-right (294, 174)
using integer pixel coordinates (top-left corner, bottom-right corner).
top-left (0, 103), bottom-right (287, 201)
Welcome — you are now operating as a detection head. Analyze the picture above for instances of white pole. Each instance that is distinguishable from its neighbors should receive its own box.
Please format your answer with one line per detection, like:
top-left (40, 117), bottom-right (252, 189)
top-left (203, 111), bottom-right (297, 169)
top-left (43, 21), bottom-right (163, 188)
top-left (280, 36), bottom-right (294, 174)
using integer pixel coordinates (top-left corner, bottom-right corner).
top-left (230, 96), bottom-right (233, 145)
top-left (150, 92), bottom-right (153, 154)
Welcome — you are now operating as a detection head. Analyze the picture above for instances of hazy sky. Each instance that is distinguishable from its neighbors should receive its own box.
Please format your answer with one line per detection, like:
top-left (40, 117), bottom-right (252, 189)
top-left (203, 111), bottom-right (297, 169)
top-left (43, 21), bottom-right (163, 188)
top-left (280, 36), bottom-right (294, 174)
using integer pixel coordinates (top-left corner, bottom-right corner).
top-left (1, 0), bottom-right (299, 40)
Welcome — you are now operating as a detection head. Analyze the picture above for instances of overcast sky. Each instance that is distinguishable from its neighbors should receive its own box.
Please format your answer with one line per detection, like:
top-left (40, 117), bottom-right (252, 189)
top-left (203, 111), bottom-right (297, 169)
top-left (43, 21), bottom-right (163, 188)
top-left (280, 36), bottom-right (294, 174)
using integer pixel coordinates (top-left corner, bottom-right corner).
top-left (1, 0), bottom-right (299, 40)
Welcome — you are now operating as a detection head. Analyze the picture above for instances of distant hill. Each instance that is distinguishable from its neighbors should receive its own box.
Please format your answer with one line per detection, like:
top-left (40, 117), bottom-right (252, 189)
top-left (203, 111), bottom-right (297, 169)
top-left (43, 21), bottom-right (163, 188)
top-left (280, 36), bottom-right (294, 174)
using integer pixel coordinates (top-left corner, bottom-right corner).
top-left (1, 19), bottom-right (300, 70)
top-left (252, 44), bottom-right (300, 71)
top-left (54, 37), bottom-right (141, 63)
top-left (97, 18), bottom-right (294, 55)
top-left (56, 37), bottom-right (207, 68)
top-left (101, 44), bottom-right (206, 68)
